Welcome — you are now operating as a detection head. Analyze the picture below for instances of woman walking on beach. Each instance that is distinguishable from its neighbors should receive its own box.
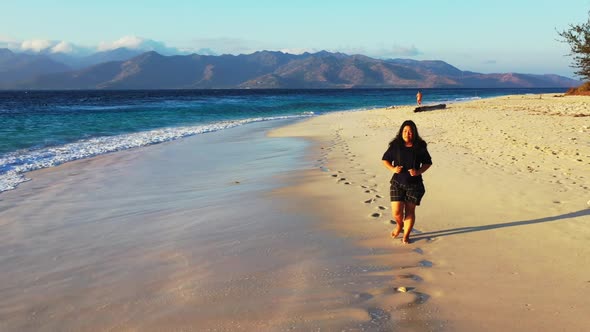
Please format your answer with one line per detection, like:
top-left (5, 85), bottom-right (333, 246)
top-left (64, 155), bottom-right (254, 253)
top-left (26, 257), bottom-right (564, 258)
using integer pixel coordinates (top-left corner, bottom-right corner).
top-left (382, 120), bottom-right (432, 244)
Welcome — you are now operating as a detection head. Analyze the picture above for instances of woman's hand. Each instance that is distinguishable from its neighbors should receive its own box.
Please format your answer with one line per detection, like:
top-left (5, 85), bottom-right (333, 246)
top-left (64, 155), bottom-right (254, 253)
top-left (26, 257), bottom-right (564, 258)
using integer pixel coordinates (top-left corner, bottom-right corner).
top-left (382, 160), bottom-right (404, 174)
top-left (411, 164), bottom-right (431, 177)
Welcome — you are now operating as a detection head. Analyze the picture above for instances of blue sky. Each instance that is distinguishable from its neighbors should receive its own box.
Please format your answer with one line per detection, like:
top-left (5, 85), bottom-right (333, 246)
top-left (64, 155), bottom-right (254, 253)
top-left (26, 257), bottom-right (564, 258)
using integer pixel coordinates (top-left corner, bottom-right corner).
top-left (1, 0), bottom-right (589, 78)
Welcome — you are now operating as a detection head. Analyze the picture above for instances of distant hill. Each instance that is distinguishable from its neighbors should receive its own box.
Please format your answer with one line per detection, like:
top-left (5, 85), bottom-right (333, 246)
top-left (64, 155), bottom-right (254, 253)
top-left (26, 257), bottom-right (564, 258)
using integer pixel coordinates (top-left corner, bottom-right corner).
top-left (0, 48), bottom-right (71, 84)
top-left (2, 50), bottom-right (581, 90)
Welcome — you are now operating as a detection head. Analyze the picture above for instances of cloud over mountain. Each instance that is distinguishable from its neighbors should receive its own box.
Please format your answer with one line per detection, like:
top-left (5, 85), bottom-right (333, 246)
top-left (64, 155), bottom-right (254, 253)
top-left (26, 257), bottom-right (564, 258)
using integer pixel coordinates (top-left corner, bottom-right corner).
top-left (4, 39), bottom-right (93, 56)
top-left (20, 39), bottom-right (54, 52)
top-left (97, 36), bottom-right (184, 55)
top-left (50, 41), bottom-right (75, 53)
top-left (1, 35), bottom-right (186, 56)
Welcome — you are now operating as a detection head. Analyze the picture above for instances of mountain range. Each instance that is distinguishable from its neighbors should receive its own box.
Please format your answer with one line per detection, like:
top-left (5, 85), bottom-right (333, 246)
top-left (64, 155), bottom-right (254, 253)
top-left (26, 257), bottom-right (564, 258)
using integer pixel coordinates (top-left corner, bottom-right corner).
top-left (0, 48), bottom-right (581, 90)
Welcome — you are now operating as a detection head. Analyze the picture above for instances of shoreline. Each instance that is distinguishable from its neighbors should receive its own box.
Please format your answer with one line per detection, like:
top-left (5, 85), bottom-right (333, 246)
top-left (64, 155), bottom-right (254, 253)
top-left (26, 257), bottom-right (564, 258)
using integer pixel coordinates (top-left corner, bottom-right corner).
top-left (270, 94), bottom-right (590, 330)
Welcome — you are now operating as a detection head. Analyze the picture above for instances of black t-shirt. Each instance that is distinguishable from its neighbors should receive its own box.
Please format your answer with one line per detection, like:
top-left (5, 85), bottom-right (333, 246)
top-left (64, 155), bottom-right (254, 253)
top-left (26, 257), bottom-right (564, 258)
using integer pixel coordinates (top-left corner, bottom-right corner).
top-left (382, 143), bottom-right (432, 185)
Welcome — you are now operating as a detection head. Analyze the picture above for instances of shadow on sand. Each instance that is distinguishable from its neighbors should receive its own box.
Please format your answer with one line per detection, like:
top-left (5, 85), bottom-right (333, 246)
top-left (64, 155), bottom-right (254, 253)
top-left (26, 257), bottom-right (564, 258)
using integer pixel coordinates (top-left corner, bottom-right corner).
top-left (412, 209), bottom-right (590, 242)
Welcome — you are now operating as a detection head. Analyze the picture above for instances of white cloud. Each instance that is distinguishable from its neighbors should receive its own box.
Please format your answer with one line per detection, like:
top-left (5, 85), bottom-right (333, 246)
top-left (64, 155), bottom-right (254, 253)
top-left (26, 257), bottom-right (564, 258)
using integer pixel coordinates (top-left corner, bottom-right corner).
top-left (97, 35), bottom-right (184, 55)
top-left (20, 39), bottom-right (53, 52)
top-left (2, 35), bottom-right (185, 56)
top-left (15, 39), bottom-right (92, 55)
top-left (279, 48), bottom-right (319, 55)
top-left (98, 35), bottom-right (143, 51)
top-left (50, 41), bottom-right (73, 53)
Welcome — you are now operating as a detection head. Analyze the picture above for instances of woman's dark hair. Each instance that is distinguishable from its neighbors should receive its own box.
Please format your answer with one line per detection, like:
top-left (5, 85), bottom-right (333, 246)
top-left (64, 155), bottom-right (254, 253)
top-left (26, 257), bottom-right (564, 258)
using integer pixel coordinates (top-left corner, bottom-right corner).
top-left (388, 120), bottom-right (427, 148)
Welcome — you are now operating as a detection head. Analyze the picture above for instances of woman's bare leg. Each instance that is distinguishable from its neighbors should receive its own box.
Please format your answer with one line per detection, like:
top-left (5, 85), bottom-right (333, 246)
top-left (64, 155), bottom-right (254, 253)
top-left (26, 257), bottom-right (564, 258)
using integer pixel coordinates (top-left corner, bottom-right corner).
top-left (391, 201), bottom-right (404, 238)
top-left (402, 202), bottom-right (417, 244)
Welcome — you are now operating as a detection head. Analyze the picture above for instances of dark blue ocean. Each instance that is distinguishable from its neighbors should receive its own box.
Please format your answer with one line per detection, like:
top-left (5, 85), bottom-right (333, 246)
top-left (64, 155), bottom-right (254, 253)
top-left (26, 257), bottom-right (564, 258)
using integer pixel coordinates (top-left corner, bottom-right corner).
top-left (0, 88), bottom-right (566, 192)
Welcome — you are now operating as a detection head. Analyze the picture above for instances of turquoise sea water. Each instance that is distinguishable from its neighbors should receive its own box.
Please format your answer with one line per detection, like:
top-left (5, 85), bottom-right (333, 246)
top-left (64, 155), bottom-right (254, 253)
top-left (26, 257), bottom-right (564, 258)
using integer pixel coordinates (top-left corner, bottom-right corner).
top-left (0, 88), bottom-right (566, 192)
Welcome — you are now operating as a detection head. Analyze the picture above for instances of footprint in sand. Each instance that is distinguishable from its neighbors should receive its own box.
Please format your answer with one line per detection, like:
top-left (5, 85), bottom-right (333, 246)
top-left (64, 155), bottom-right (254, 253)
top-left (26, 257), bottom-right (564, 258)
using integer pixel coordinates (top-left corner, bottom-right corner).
top-left (378, 206), bottom-right (387, 210)
top-left (396, 273), bottom-right (423, 282)
top-left (419, 260), bottom-right (433, 268)
top-left (400, 260), bottom-right (433, 269)
top-left (394, 291), bottom-right (430, 306)
top-left (364, 198), bottom-right (375, 204)
top-left (412, 292), bottom-right (431, 305)
top-left (371, 212), bottom-right (381, 218)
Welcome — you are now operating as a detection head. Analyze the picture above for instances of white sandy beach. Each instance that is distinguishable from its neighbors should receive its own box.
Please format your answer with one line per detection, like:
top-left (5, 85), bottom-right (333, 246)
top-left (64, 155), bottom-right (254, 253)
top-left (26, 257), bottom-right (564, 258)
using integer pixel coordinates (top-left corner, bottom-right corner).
top-left (0, 94), bottom-right (589, 331)
top-left (271, 94), bottom-right (590, 331)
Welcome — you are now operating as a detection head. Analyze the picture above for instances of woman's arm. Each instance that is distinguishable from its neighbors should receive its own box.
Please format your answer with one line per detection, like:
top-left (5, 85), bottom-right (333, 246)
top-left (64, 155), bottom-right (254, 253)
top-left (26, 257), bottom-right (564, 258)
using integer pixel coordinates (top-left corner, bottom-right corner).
top-left (409, 164), bottom-right (431, 176)
top-left (383, 160), bottom-right (403, 173)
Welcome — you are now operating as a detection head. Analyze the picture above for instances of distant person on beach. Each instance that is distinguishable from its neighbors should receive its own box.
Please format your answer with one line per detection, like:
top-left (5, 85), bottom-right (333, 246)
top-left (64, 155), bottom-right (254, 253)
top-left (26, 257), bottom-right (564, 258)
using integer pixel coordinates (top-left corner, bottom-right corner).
top-left (416, 91), bottom-right (423, 105)
top-left (381, 120), bottom-right (432, 244)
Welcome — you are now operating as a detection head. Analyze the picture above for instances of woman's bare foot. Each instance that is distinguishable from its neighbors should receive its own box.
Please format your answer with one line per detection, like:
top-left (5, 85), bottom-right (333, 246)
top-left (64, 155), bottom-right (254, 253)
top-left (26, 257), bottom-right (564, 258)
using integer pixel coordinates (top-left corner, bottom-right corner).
top-left (391, 224), bottom-right (403, 239)
top-left (402, 237), bottom-right (411, 244)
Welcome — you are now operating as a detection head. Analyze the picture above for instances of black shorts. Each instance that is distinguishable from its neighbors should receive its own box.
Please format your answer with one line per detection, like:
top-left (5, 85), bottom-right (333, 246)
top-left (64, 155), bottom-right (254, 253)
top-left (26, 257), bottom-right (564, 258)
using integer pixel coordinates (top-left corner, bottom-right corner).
top-left (390, 181), bottom-right (426, 205)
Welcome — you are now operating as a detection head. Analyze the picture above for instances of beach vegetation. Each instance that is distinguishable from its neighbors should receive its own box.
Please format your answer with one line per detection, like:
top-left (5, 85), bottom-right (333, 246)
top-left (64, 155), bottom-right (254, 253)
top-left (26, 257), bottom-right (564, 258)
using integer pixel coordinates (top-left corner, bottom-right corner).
top-left (565, 81), bottom-right (590, 95)
top-left (558, 10), bottom-right (590, 84)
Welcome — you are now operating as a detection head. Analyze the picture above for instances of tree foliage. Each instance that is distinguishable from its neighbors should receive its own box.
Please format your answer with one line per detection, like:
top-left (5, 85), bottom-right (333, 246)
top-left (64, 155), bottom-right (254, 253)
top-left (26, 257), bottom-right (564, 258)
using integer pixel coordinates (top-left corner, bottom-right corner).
top-left (558, 11), bottom-right (590, 81)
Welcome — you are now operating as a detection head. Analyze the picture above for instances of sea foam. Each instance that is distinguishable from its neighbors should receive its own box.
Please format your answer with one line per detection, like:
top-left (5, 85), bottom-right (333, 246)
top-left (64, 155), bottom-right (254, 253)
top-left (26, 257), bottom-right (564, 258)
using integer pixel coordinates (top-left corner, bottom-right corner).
top-left (0, 114), bottom-right (312, 193)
